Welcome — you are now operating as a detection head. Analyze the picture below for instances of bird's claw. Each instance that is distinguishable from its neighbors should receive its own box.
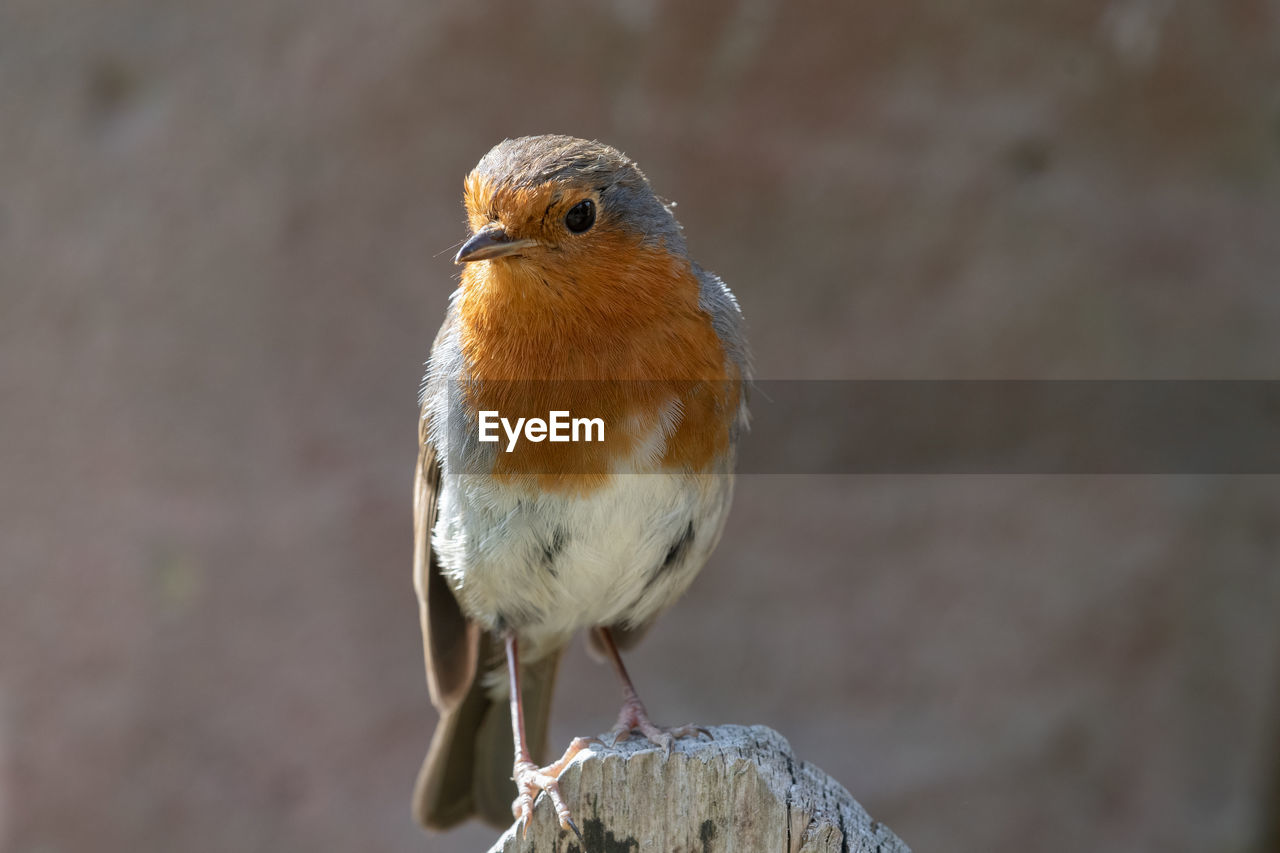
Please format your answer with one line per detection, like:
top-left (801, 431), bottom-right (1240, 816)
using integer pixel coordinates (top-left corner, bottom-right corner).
top-left (509, 737), bottom-right (596, 837)
top-left (609, 713), bottom-right (709, 756)
top-left (511, 761), bottom-right (571, 838)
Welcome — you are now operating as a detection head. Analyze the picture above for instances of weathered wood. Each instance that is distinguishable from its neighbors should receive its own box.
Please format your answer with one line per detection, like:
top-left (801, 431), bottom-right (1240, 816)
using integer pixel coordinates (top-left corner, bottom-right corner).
top-left (488, 724), bottom-right (909, 852)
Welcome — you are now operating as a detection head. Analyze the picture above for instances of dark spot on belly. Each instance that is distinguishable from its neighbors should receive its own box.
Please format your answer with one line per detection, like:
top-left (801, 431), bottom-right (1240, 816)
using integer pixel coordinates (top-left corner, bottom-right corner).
top-left (665, 522), bottom-right (694, 568)
top-left (494, 603), bottom-right (542, 632)
top-left (646, 521), bottom-right (694, 592)
top-left (540, 526), bottom-right (567, 577)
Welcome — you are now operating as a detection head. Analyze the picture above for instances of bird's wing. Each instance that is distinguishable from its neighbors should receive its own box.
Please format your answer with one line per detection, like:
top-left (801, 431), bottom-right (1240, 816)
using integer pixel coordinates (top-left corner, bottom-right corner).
top-left (693, 262), bottom-right (753, 385)
top-left (414, 416), bottom-right (509, 827)
top-left (694, 263), bottom-right (752, 440)
top-left (414, 319), bottom-right (479, 712)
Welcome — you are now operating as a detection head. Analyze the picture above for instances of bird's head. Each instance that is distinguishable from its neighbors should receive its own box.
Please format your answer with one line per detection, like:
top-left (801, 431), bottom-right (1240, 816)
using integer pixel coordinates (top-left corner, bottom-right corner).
top-left (454, 136), bottom-right (688, 297)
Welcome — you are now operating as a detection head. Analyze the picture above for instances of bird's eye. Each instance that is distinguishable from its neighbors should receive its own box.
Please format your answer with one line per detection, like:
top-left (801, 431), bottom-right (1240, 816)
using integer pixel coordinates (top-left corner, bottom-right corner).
top-left (564, 199), bottom-right (596, 233)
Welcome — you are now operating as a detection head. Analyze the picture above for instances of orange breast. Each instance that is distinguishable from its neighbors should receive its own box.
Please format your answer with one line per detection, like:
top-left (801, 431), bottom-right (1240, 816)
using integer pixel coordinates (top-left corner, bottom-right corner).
top-left (456, 240), bottom-right (740, 493)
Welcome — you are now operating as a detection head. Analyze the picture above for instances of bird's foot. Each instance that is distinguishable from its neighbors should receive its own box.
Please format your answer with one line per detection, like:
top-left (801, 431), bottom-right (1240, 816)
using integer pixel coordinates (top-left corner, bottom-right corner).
top-left (607, 697), bottom-right (711, 756)
top-left (511, 736), bottom-right (596, 839)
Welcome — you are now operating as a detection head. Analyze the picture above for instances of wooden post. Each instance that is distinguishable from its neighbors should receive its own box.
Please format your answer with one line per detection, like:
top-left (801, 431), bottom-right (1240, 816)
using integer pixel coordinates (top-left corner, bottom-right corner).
top-left (488, 724), bottom-right (909, 852)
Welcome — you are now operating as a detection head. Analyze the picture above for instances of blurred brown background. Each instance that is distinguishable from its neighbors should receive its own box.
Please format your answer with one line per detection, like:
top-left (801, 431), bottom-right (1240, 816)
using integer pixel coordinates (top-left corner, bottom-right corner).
top-left (4, 1), bottom-right (1280, 851)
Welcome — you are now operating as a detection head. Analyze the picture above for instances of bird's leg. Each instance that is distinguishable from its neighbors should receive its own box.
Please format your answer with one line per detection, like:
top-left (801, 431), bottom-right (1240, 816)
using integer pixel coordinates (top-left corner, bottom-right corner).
top-left (595, 626), bottom-right (711, 755)
top-left (505, 634), bottom-right (589, 839)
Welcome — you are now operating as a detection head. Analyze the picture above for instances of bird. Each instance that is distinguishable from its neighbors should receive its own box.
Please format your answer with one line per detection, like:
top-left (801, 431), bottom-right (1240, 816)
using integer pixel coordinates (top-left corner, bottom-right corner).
top-left (411, 134), bottom-right (750, 835)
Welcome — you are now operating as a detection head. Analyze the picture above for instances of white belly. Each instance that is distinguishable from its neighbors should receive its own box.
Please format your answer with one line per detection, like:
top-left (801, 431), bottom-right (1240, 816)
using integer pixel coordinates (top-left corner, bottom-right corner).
top-left (433, 470), bottom-right (733, 659)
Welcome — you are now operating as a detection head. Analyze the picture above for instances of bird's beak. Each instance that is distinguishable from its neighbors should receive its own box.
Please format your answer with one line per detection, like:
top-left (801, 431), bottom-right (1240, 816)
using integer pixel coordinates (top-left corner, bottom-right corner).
top-left (454, 225), bottom-right (538, 264)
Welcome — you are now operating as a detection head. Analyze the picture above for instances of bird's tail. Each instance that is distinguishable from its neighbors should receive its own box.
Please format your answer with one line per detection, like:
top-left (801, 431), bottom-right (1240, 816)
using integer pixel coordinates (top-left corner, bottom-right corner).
top-left (412, 644), bottom-right (562, 829)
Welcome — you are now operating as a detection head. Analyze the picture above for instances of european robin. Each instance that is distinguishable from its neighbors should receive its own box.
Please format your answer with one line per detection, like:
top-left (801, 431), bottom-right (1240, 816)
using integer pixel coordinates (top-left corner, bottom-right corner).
top-left (411, 135), bottom-right (750, 834)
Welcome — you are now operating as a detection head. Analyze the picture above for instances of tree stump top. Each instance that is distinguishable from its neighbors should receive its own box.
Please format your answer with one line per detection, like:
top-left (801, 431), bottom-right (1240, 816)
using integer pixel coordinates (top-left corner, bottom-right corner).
top-left (488, 724), bottom-right (909, 853)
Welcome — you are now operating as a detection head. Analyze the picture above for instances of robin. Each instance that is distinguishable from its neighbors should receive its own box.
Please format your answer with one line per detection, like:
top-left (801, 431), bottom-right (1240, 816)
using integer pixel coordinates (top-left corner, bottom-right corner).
top-left (411, 135), bottom-right (750, 835)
